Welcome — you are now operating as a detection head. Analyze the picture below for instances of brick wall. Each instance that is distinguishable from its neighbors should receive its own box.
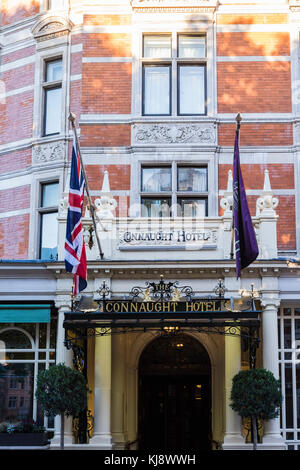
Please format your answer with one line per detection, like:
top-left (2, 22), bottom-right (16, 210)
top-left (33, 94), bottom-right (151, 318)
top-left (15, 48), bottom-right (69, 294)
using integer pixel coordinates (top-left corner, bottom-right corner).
top-left (217, 61), bottom-right (291, 114)
top-left (217, 32), bottom-right (290, 57)
top-left (0, 5), bottom-right (297, 259)
top-left (0, 214), bottom-right (29, 259)
top-left (81, 62), bottom-right (132, 114)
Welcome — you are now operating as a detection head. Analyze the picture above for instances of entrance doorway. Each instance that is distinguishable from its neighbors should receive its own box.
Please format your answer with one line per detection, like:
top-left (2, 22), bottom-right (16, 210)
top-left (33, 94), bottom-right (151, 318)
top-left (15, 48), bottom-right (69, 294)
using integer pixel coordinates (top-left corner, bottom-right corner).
top-left (138, 334), bottom-right (211, 451)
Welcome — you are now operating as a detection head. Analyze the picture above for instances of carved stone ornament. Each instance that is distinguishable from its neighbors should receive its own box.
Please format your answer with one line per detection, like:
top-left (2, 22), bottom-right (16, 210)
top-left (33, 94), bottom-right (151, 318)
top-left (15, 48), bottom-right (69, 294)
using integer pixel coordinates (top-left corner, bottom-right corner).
top-left (131, 0), bottom-right (218, 12)
top-left (32, 140), bottom-right (66, 164)
top-left (132, 123), bottom-right (216, 145)
top-left (289, 0), bottom-right (300, 11)
top-left (32, 15), bottom-right (73, 42)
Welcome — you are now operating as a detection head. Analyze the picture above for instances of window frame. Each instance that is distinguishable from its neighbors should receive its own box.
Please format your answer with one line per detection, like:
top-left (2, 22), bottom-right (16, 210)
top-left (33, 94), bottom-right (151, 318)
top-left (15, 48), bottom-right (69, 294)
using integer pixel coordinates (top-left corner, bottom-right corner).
top-left (142, 63), bottom-right (172, 116)
top-left (141, 33), bottom-right (207, 117)
top-left (38, 180), bottom-right (59, 260)
top-left (42, 57), bottom-right (63, 137)
top-left (0, 322), bottom-right (57, 431)
top-left (177, 63), bottom-right (207, 116)
top-left (140, 163), bottom-right (209, 218)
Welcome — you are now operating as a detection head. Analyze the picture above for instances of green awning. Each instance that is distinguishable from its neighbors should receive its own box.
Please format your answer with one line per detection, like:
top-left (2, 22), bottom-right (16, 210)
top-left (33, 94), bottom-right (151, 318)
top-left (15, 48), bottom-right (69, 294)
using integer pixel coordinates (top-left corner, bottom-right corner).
top-left (0, 304), bottom-right (51, 323)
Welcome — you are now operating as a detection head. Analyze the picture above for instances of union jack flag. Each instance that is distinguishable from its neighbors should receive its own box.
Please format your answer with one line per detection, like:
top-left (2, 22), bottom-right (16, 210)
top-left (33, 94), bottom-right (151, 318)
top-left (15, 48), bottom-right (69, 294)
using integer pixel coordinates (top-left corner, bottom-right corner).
top-left (64, 133), bottom-right (87, 295)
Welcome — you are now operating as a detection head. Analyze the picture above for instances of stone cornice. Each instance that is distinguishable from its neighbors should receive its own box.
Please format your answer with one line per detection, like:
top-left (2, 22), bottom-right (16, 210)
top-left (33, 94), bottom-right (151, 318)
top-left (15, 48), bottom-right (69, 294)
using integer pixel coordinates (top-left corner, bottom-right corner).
top-left (131, 0), bottom-right (218, 13)
top-left (44, 258), bottom-right (296, 278)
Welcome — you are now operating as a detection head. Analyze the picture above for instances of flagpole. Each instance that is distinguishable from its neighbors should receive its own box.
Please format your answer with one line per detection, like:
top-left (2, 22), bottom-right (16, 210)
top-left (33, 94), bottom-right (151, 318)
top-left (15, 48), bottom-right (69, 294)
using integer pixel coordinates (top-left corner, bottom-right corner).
top-left (230, 113), bottom-right (242, 260)
top-left (68, 112), bottom-right (104, 260)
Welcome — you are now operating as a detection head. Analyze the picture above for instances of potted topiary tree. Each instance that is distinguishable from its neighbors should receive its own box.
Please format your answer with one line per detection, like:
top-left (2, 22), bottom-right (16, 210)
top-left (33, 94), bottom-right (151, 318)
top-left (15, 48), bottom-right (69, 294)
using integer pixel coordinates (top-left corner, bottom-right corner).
top-left (35, 363), bottom-right (88, 450)
top-left (230, 368), bottom-right (282, 450)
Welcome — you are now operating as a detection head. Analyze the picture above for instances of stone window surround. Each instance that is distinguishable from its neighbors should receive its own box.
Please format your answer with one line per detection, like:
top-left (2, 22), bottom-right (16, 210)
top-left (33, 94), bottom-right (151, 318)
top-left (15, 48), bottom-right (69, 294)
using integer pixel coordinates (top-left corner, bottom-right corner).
top-left (130, 152), bottom-right (218, 217)
top-left (28, 170), bottom-right (63, 260)
top-left (132, 21), bottom-right (216, 117)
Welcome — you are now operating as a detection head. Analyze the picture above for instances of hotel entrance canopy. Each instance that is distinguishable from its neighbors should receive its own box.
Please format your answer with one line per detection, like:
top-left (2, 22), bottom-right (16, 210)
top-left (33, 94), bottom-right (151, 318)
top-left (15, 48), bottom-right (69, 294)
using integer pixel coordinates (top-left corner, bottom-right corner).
top-left (63, 278), bottom-right (261, 350)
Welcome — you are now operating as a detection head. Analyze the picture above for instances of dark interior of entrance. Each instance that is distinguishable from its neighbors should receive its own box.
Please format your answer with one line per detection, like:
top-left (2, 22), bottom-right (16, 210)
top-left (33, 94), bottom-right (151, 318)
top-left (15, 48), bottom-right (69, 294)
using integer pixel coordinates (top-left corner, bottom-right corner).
top-left (138, 333), bottom-right (211, 451)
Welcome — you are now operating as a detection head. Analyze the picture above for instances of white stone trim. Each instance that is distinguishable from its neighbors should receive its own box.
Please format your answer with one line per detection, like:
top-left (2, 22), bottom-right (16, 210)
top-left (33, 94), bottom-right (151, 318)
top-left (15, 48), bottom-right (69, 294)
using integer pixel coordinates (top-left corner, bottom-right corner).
top-left (83, 25), bottom-right (133, 34)
top-left (217, 113), bottom-right (293, 120)
top-left (217, 55), bottom-right (290, 62)
top-left (79, 113), bottom-right (295, 123)
top-left (0, 85), bottom-right (34, 99)
top-left (80, 113), bottom-right (132, 123)
top-left (70, 73), bottom-right (82, 81)
top-left (90, 190), bottom-right (130, 197)
top-left (0, 55), bottom-right (35, 73)
top-left (219, 189), bottom-right (295, 196)
top-left (70, 43), bottom-right (83, 53)
top-left (0, 208), bottom-right (31, 219)
top-left (82, 56), bottom-right (132, 63)
top-left (219, 152), bottom-right (294, 163)
top-left (216, 24), bottom-right (292, 33)
top-left (81, 153), bottom-right (132, 165)
top-left (0, 174), bottom-right (32, 190)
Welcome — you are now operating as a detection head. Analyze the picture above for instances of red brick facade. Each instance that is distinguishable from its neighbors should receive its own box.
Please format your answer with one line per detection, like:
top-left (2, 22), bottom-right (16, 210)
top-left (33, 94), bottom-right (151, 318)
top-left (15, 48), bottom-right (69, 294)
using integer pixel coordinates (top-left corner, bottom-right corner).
top-left (0, 2), bottom-right (298, 258)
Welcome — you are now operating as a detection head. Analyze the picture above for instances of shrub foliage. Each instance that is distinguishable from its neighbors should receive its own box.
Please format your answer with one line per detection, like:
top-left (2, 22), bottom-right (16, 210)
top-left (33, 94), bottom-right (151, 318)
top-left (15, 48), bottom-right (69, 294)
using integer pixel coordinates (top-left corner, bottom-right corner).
top-left (230, 368), bottom-right (282, 421)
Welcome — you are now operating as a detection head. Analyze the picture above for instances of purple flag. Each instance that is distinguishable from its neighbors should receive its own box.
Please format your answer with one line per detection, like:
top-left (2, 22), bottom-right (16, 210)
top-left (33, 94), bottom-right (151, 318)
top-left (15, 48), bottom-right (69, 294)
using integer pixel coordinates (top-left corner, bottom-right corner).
top-left (233, 126), bottom-right (259, 278)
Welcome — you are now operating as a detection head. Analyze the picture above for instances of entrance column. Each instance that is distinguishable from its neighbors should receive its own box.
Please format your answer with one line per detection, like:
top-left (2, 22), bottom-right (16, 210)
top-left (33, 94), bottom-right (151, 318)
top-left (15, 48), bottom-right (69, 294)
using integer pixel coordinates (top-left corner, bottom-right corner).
top-left (53, 295), bottom-right (74, 446)
top-left (261, 298), bottom-right (286, 448)
top-left (111, 334), bottom-right (126, 448)
top-left (223, 332), bottom-right (245, 448)
top-left (89, 331), bottom-right (113, 449)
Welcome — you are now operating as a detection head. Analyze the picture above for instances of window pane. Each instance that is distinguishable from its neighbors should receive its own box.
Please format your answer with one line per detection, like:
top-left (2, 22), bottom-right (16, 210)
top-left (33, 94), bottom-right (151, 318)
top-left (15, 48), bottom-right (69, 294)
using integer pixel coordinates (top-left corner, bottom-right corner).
top-left (143, 36), bottom-right (171, 58)
top-left (40, 212), bottom-right (58, 259)
top-left (284, 319), bottom-right (292, 349)
top-left (46, 59), bottom-right (62, 82)
top-left (141, 198), bottom-right (171, 218)
top-left (179, 66), bottom-right (205, 115)
top-left (297, 364), bottom-right (300, 428)
top-left (285, 365), bottom-right (293, 428)
top-left (143, 66), bottom-right (170, 115)
top-left (178, 36), bottom-right (206, 58)
top-left (44, 87), bottom-right (62, 135)
top-left (177, 167), bottom-right (207, 192)
top-left (142, 167), bottom-right (172, 192)
top-left (42, 182), bottom-right (59, 208)
top-left (0, 364), bottom-right (34, 423)
top-left (178, 198), bottom-right (207, 217)
top-left (0, 330), bottom-right (31, 350)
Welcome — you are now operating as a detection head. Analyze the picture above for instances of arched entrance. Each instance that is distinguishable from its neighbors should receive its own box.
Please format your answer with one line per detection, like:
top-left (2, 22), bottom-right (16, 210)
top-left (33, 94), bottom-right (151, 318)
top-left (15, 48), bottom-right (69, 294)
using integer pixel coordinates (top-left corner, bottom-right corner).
top-left (138, 333), bottom-right (211, 451)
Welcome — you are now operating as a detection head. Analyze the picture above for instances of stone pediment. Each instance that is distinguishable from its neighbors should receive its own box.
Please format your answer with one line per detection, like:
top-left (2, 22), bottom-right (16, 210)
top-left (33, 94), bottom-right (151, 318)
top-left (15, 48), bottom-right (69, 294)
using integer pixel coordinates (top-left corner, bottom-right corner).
top-left (32, 15), bottom-right (73, 42)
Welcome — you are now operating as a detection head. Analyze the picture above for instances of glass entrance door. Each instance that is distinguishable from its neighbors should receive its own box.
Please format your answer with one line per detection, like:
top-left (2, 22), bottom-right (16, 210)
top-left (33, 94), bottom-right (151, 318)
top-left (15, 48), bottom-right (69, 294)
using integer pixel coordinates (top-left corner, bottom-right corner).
top-left (138, 334), bottom-right (212, 451)
top-left (139, 374), bottom-right (211, 451)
